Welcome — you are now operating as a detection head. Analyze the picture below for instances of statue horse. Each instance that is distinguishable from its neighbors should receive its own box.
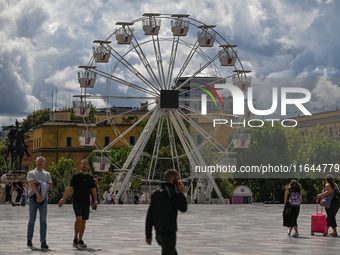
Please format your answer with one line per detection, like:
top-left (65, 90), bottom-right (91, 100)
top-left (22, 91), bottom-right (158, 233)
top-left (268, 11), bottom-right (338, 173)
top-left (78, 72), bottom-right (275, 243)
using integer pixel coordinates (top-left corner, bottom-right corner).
top-left (6, 122), bottom-right (30, 171)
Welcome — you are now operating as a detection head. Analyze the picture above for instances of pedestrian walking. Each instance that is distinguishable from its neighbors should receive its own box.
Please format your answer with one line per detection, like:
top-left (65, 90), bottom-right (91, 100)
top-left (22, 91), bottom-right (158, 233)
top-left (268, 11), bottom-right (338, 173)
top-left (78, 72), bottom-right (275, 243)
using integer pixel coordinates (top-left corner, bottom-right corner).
top-left (58, 159), bottom-right (97, 248)
top-left (317, 174), bottom-right (340, 236)
top-left (106, 191), bottom-right (112, 204)
top-left (134, 193), bottom-right (139, 204)
top-left (27, 156), bottom-right (53, 249)
top-left (146, 169), bottom-right (187, 255)
top-left (141, 193), bottom-right (146, 204)
top-left (283, 180), bottom-right (302, 237)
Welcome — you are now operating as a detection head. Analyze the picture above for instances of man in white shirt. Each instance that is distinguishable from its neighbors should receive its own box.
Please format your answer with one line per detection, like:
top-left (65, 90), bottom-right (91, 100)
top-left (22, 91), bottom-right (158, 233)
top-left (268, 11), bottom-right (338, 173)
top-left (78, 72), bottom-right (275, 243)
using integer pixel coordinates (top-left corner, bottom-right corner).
top-left (27, 156), bottom-right (53, 249)
top-left (106, 191), bottom-right (112, 204)
top-left (141, 193), bottom-right (146, 204)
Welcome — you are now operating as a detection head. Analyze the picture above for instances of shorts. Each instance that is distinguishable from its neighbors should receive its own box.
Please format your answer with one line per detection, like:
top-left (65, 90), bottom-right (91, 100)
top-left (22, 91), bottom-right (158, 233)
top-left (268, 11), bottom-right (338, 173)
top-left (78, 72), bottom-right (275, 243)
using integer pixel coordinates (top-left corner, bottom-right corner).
top-left (73, 204), bottom-right (90, 220)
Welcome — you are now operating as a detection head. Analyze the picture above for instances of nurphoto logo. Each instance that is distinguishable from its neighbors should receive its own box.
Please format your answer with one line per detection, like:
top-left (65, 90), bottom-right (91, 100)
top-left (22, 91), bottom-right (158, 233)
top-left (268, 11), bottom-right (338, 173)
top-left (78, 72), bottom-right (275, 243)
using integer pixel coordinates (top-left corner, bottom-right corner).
top-left (200, 83), bottom-right (312, 128)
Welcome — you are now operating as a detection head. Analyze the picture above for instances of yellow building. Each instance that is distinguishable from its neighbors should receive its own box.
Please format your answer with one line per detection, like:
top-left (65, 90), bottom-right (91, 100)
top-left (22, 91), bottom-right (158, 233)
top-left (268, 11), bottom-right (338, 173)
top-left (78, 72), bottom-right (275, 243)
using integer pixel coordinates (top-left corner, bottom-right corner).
top-left (31, 109), bottom-right (145, 169)
top-left (294, 109), bottom-right (340, 141)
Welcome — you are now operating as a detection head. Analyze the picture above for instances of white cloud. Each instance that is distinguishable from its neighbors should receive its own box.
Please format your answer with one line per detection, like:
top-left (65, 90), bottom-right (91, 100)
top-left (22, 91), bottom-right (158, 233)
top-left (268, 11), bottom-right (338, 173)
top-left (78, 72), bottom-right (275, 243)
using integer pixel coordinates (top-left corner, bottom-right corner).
top-left (311, 79), bottom-right (340, 108)
top-left (0, 0), bottom-right (340, 127)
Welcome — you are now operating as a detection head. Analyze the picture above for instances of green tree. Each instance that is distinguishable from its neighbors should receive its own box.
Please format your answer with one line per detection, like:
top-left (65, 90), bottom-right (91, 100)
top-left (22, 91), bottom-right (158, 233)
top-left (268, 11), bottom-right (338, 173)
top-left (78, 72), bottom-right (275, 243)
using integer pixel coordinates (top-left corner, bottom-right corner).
top-left (22, 108), bottom-right (51, 132)
top-left (226, 122), bottom-right (291, 202)
top-left (0, 139), bottom-right (7, 157)
top-left (49, 156), bottom-right (78, 204)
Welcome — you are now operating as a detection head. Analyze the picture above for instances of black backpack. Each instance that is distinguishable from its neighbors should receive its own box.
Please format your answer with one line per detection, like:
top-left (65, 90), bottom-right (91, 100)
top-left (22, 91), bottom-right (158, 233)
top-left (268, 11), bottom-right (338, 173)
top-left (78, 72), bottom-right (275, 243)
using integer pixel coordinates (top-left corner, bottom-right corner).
top-left (333, 188), bottom-right (340, 203)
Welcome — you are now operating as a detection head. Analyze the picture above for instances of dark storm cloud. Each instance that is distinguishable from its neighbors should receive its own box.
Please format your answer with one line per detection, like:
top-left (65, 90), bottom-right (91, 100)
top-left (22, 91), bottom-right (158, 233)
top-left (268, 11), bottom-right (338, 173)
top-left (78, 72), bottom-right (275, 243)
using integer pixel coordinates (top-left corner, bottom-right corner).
top-left (15, 7), bottom-right (48, 38)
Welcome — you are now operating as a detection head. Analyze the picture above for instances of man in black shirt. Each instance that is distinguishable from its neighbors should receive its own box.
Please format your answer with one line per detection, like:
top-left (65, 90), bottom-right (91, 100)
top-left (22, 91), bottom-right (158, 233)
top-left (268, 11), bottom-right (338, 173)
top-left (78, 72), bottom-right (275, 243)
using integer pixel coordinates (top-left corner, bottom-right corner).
top-left (146, 169), bottom-right (187, 255)
top-left (58, 159), bottom-right (97, 248)
top-left (134, 194), bottom-right (139, 204)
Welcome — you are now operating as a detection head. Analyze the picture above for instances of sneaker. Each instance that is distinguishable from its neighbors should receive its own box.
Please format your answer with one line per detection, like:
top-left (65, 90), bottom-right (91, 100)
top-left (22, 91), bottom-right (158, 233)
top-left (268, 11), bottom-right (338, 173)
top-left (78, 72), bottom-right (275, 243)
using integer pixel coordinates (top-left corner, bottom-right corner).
top-left (292, 233), bottom-right (299, 237)
top-left (330, 232), bottom-right (338, 237)
top-left (77, 240), bottom-right (87, 248)
top-left (41, 242), bottom-right (49, 249)
top-left (73, 238), bottom-right (78, 247)
top-left (27, 240), bottom-right (32, 247)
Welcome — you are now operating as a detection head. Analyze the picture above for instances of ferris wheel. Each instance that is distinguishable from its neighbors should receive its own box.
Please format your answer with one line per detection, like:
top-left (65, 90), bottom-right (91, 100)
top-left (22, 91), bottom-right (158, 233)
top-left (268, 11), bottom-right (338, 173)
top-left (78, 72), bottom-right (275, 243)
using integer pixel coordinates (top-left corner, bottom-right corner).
top-left (73, 13), bottom-right (252, 204)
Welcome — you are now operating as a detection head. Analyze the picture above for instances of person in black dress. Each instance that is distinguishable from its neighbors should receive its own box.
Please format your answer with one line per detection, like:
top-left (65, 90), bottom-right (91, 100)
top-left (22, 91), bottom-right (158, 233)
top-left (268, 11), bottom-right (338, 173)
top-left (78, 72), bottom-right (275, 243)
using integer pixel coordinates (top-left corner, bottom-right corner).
top-left (283, 180), bottom-right (302, 237)
top-left (317, 174), bottom-right (340, 236)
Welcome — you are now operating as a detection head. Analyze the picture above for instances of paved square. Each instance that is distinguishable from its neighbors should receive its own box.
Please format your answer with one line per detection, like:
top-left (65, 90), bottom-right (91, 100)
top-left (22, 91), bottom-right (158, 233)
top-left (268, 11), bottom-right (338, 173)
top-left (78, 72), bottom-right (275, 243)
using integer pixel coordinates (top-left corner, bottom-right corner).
top-left (0, 203), bottom-right (339, 254)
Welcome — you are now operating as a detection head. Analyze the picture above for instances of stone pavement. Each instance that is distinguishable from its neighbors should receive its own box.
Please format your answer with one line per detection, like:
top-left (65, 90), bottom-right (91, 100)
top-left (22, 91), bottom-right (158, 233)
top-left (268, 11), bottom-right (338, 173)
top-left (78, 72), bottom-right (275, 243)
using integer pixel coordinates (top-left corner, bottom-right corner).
top-left (0, 203), bottom-right (339, 255)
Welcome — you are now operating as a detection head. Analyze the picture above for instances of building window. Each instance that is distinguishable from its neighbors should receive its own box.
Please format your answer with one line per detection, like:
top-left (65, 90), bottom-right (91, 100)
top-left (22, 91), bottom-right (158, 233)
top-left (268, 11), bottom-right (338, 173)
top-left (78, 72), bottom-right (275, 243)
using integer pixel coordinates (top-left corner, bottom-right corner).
top-left (104, 136), bottom-right (110, 147)
top-left (39, 137), bottom-right (41, 147)
top-left (66, 136), bottom-right (72, 147)
top-left (191, 118), bottom-right (198, 123)
top-left (129, 135), bottom-right (136, 146)
top-left (34, 139), bottom-right (36, 148)
top-left (197, 134), bottom-right (203, 145)
top-left (329, 127), bottom-right (334, 137)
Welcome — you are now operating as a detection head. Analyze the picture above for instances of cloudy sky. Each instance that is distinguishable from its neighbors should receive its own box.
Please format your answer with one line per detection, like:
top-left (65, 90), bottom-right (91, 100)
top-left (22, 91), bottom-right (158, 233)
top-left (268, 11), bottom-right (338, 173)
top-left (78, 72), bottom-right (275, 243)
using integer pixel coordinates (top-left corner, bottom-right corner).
top-left (0, 0), bottom-right (339, 127)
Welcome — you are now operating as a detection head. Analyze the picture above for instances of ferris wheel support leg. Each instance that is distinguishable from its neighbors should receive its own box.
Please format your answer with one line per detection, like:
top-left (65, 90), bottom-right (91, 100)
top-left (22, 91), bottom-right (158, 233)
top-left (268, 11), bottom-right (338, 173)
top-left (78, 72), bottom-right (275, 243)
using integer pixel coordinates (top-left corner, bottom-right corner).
top-left (165, 116), bottom-right (181, 176)
top-left (113, 108), bottom-right (162, 203)
top-left (172, 110), bottom-right (226, 204)
top-left (169, 110), bottom-right (200, 172)
top-left (148, 114), bottom-right (165, 180)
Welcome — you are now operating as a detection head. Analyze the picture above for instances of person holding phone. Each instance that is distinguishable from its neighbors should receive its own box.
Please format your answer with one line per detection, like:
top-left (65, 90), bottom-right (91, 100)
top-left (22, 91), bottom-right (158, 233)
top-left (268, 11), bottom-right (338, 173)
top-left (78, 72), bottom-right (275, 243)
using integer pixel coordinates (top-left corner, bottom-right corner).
top-left (145, 169), bottom-right (187, 255)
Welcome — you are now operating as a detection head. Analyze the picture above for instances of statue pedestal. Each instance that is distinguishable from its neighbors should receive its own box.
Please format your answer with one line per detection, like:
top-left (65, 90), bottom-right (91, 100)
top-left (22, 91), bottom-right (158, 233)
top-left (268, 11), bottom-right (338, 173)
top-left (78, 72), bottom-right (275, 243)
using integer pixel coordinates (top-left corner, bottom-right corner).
top-left (0, 171), bottom-right (27, 204)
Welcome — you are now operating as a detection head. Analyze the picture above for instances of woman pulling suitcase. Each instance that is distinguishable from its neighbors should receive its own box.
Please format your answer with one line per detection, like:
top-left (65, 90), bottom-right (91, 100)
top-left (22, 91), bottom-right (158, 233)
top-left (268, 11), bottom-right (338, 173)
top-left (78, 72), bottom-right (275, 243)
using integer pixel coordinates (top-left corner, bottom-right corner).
top-left (317, 174), bottom-right (340, 236)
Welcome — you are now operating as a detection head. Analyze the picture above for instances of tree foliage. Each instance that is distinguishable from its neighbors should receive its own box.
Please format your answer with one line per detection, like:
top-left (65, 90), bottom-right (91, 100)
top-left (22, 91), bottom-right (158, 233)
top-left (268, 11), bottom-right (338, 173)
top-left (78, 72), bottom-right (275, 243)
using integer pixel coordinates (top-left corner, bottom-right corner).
top-left (49, 156), bottom-right (78, 204)
top-left (22, 108), bottom-right (51, 132)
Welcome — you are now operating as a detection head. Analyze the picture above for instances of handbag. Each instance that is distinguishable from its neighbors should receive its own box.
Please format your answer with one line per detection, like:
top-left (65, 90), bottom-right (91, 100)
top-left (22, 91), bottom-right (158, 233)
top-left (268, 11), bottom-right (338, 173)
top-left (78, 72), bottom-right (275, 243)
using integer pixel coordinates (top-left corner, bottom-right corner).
top-left (320, 194), bottom-right (332, 208)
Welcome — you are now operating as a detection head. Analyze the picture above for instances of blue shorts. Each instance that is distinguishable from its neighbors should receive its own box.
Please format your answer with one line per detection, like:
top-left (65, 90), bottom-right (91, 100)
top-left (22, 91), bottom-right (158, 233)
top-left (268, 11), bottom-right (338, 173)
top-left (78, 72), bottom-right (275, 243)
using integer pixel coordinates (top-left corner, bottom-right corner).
top-left (73, 204), bottom-right (90, 220)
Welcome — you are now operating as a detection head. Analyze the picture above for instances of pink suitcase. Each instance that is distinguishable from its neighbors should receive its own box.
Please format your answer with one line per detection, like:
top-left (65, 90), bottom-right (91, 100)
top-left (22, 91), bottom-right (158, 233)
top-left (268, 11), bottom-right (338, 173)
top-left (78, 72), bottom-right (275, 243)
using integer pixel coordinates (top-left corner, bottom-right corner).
top-left (311, 197), bottom-right (327, 235)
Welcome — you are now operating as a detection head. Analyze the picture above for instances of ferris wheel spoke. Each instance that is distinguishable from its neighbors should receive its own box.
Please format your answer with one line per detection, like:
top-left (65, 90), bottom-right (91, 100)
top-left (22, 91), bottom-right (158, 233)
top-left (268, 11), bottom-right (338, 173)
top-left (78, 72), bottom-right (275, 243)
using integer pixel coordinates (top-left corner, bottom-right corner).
top-left (197, 48), bottom-right (222, 78)
top-left (152, 34), bottom-right (166, 89)
top-left (103, 105), bottom-right (157, 150)
top-left (176, 50), bottom-right (225, 91)
top-left (127, 26), bottom-right (162, 90)
top-left (172, 41), bottom-right (200, 89)
top-left (91, 101), bottom-right (155, 126)
top-left (177, 108), bottom-right (225, 152)
top-left (165, 36), bottom-right (180, 90)
top-left (114, 107), bottom-right (163, 202)
top-left (95, 69), bottom-right (159, 96)
top-left (103, 43), bottom-right (160, 94)
top-left (178, 103), bottom-right (227, 123)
